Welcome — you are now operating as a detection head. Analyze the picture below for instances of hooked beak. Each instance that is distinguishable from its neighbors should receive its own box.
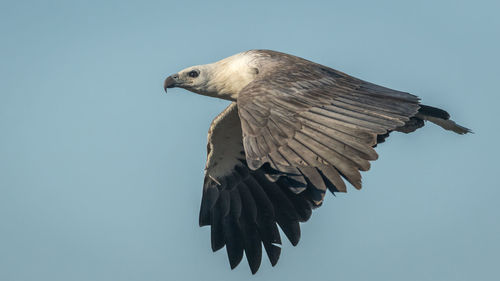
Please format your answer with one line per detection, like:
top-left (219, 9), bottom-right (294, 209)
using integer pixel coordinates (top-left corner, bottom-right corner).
top-left (163, 74), bottom-right (180, 93)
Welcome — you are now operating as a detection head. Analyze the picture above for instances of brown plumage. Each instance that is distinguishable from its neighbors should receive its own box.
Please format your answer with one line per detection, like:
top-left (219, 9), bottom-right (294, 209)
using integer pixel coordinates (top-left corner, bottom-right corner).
top-left (164, 49), bottom-right (471, 274)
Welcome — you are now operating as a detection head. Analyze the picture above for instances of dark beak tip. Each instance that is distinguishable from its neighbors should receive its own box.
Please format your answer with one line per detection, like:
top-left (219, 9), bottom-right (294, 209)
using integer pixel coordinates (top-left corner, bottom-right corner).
top-left (163, 76), bottom-right (177, 92)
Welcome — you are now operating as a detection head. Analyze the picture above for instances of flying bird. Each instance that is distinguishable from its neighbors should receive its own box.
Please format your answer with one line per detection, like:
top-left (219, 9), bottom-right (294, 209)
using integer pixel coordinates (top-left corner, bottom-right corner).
top-left (163, 50), bottom-right (470, 274)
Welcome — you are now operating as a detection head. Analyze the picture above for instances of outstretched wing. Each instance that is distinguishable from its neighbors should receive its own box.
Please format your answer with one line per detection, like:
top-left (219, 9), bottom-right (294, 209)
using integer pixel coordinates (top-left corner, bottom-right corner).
top-left (200, 102), bottom-right (317, 274)
top-left (237, 50), bottom-right (421, 201)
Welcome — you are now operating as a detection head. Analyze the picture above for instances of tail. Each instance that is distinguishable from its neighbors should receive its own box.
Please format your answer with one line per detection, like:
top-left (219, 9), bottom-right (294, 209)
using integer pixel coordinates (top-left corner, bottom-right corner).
top-left (415, 105), bottom-right (472, 135)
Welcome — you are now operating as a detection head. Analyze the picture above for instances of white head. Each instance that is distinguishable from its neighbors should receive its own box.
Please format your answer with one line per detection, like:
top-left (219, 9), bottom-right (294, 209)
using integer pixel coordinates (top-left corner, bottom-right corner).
top-left (164, 51), bottom-right (259, 101)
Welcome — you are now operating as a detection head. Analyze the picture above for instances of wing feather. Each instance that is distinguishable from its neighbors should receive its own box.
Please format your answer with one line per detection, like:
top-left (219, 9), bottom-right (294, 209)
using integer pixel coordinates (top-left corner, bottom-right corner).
top-left (237, 50), bottom-right (420, 193)
top-left (201, 102), bottom-right (319, 273)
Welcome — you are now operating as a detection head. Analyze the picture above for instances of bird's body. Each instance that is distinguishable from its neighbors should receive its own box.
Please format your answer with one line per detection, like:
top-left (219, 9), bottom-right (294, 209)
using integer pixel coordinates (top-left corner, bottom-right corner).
top-left (164, 50), bottom-right (470, 274)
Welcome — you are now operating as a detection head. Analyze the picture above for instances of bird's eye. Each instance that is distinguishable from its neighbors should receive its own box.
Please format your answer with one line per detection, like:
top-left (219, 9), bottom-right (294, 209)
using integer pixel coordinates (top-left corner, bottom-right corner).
top-left (188, 70), bottom-right (199, 78)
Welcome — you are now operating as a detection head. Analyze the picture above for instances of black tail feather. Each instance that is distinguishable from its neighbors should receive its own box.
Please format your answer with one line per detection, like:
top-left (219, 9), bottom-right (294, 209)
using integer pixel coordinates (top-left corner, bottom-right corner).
top-left (418, 105), bottom-right (450, 120)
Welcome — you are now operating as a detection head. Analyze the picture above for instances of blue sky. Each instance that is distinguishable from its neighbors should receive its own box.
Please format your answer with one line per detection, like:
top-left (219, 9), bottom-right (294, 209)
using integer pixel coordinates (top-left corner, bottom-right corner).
top-left (1, 0), bottom-right (499, 280)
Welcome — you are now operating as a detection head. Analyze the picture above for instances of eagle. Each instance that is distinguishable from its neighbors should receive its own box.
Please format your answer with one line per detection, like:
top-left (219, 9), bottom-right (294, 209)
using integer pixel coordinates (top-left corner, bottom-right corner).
top-left (163, 50), bottom-right (470, 274)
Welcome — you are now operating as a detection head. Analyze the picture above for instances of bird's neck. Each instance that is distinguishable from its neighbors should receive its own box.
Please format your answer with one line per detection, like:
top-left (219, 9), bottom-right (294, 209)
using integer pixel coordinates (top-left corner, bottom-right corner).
top-left (195, 53), bottom-right (258, 101)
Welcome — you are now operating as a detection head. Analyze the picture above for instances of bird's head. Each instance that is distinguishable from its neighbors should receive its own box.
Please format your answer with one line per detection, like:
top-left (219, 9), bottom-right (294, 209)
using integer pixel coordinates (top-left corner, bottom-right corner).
top-left (164, 52), bottom-right (260, 101)
top-left (164, 64), bottom-right (215, 95)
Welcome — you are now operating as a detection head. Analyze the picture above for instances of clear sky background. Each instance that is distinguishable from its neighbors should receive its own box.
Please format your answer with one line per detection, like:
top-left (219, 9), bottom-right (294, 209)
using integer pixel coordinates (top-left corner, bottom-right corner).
top-left (1, 0), bottom-right (499, 280)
